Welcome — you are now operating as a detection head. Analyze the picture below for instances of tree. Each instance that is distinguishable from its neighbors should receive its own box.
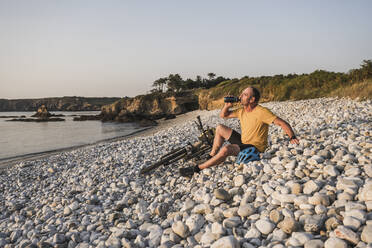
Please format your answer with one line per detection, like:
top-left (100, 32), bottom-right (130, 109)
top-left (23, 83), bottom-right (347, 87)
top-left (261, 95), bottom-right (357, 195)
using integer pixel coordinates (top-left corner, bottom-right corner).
top-left (167, 74), bottom-right (184, 92)
top-left (157, 77), bottom-right (168, 92)
top-left (360, 59), bottom-right (372, 80)
top-left (348, 59), bottom-right (372, 82)
top-left (151, 79), bottom-right (161, 92)
top-left (207, 72), bottom-right (216, 80)
top-left (152, 77), bottom-right (167, 92)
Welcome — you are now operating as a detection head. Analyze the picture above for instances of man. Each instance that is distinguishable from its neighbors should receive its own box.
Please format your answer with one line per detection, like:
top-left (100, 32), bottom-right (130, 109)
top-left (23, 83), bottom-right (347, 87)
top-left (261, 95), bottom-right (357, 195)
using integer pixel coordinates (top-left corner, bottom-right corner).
top-left (180, 86), bottom-right (299, 177)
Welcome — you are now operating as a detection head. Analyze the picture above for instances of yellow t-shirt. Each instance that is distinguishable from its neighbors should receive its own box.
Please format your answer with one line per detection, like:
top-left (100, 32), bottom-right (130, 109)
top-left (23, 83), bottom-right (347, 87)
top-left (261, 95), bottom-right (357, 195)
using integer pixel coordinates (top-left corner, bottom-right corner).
top-left (232, 105), bottom-right (277, 152)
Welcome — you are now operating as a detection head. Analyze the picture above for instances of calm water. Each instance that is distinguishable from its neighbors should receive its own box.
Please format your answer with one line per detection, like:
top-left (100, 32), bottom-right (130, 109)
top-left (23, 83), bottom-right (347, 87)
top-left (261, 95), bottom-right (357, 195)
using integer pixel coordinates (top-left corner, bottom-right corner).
top-left (0, 111), bottom-right (146, 160)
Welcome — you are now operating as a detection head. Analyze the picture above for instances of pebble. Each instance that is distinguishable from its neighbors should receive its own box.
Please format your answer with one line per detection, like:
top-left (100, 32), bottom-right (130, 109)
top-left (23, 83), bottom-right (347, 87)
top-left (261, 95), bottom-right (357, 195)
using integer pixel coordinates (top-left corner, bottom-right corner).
top-left (291, 232), bottom-right (313, 245)
top-left (324, 237), bottom-right (348, 248)
top-left (291, 182), bottom-right (302, 195)
top-left (278, 217), bottom-right (298, 234)
top-left (325, 217), bottom-right (341, 231)
top-left (345, 209), bottom-right (367, 223)
top-left (223, 217), bottom-right (242, 228)
top-left (211, 222), bottom-right (225, 236)
top-left (359, 181), bottom-right (372, 201)
top-left (314, 205), bottom-right (327, 214)
top-left (237, 204), bottom-right (256, 217)
top-left (303, 180), bottom-right (320, 195)
top-left (364, 165), bottom-right (372, 177)
top-left (304, 239), bottom-right (324, 248)
top-left (343, 216), bottom-right (362, 231)
top-left (323, 165), bottom-right (339, 177)
top-left (214, 188), bottom-right (231, 201)
top-left (171, 221), bottom-right (190, 238)
top-left (269, 209), bottom-right (283, 223)
top-left (245, 227), bottom-right (261, 239)
top-left (63, 206), bottom-right (72, 216)
top-left (53, 233), bottom-right (66, 244)
top-left (185, 214), bottom-right (205, 235)
top-left (334, 225), bottom-right (360, 244)
top-left (304, 215), bottom-right (325, 233)
top-left (272, 228), bottom-right (287, 241)
top-left (201, 232), bottom-right (216, 246)
top-left (233, 175), bottom-right (245, 187)
top-left (308, 193), bottom-right (330, 206)
top-left (255, 219), bottom-right (275, 235)
top-left (361, 224), bottom-right (372, 243)
top-left (211, 235), bottom-right (239, 248)
top-left (148, 225), bottom-right (163, 247)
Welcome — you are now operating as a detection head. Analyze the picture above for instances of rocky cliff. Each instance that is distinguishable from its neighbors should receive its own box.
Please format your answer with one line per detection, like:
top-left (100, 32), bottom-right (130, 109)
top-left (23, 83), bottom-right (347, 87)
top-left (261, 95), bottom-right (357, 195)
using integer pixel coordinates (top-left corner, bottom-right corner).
top-left (100, 92), bottom-right (199, 122)
top-left (0, 97), bottom-right (120, 112)
top-left (197, 90), bottom-right (226, 110)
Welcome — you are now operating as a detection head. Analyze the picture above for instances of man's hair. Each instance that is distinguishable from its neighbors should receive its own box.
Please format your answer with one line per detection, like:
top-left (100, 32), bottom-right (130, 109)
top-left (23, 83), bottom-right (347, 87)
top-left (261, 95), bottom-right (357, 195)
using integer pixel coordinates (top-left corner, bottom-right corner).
top-left (251, 87), bottom-right (260, 103)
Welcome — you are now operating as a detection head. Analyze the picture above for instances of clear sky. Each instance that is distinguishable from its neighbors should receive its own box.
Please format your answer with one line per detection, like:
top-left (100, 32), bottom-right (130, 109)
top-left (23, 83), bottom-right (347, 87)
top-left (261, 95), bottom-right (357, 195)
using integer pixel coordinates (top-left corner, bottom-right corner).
top-left (0, 0), bottom-right (371, 99)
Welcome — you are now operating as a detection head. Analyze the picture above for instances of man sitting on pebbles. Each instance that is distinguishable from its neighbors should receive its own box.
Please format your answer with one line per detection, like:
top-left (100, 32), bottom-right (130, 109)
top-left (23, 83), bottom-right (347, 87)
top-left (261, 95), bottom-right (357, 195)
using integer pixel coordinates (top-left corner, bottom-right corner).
top-left (180, 86), bottom-right (300, 177)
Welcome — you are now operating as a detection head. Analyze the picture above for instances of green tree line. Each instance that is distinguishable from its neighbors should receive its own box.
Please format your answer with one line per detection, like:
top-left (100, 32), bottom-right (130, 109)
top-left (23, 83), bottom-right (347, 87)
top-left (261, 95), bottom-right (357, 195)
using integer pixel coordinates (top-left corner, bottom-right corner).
top-left (150, 60), bottom-right (371, 101)
top-left (151, 73), bottom-right (230, 93)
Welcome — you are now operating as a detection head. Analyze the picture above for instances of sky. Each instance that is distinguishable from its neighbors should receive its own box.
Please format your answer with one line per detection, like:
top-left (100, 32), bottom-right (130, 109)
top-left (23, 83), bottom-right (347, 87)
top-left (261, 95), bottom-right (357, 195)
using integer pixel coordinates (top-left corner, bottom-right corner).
top-left (0, 0), bottom-right (371, 99)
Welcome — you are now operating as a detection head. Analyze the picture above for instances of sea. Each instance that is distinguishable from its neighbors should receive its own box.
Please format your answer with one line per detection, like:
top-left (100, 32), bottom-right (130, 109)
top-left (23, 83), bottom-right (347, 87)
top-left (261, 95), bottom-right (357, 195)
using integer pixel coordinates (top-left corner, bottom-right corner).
top-left (0, 111), bottom-right (148, 161)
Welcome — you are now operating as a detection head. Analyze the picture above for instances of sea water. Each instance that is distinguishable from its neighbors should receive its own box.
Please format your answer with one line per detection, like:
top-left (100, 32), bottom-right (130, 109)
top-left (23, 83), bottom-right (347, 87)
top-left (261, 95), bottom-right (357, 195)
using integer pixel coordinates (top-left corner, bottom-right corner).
top-left (0, 111), bottom-right (147, 160)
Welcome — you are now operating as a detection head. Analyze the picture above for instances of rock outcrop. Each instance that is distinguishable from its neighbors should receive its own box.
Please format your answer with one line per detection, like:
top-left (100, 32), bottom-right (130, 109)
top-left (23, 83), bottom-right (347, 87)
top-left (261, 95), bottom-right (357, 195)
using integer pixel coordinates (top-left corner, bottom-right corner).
top-left (31, 105), bottom-right (52, 118)
top-left (8, 105), bottom-right (65, 122)
top-left (100, 91), bottom-right (199, 123)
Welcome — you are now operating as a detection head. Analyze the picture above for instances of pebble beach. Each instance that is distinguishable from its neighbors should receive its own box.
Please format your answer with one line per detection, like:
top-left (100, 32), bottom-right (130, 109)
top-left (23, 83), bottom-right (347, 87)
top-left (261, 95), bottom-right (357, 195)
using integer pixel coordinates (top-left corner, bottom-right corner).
top-left (0, 97), bottom-right (371, 248)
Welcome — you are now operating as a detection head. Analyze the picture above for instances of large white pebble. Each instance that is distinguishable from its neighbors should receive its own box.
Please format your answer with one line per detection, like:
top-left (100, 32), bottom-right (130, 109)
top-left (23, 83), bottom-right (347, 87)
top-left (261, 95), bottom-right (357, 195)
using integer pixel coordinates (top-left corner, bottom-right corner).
top-left (361, 225), bottom-right (372, 243)
top-left (211, 235), bottom-right (240, 248)
top-left (185, 214), bottom-right (205, 235)
top-left (234, 175), bottom-right (245, 187)
top-left (255, 219), bottom-right (275, 235)
top-left (171, 221), bottom-right (190, 238)
top-left (324, 237), bottom-right (347, 248)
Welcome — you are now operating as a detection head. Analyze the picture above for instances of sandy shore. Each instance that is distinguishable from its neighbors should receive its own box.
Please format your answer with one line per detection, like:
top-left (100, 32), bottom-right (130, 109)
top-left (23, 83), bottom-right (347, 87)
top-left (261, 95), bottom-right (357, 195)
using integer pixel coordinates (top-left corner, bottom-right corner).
top-left (0, 110), bottom-right (208, 170)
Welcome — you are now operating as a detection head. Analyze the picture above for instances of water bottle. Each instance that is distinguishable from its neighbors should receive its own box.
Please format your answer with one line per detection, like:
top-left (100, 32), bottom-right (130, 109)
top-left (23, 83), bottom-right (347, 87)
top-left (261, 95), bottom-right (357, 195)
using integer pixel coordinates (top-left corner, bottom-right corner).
top-left (224, 96), bottom-right (240, 103)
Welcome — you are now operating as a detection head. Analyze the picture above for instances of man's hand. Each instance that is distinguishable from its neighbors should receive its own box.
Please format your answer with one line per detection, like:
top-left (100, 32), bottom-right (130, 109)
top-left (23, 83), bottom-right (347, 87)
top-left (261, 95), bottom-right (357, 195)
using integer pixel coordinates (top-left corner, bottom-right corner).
top-left (224, 102), bottom-right (233, 108)
top-left (220, 96), bottom-right (236, 119)
top-left (273, 118), bottom-right (299, 145)
top-left (290, 137), bottom-right (300, 145)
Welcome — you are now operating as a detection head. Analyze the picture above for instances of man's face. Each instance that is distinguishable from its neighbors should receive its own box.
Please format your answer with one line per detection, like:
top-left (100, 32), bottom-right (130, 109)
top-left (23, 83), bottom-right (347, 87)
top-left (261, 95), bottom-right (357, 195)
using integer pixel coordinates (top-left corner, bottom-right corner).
top-left (240, 88), bottom-right (254, 105)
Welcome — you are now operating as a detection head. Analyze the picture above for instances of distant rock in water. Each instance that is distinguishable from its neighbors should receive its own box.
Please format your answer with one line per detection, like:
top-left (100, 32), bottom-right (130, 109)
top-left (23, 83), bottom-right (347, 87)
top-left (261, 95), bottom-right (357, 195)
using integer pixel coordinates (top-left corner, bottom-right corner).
top-left (31, 105), bottom-right (52, 118)
top-left (8, 105), bottom-right (65, 122)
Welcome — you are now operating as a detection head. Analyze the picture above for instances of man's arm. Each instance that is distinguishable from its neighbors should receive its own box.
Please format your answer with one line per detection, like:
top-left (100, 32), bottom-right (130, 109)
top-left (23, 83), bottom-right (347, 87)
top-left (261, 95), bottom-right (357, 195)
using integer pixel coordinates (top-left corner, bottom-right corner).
top-left (220, 102), bottom-right (237, 119)
top-left (273, 117), bottom-right (299, 144)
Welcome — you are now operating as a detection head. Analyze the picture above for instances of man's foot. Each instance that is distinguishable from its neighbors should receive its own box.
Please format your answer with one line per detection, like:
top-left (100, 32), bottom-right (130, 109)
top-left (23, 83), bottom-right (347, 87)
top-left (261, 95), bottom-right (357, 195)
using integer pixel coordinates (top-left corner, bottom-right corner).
top-left (179, 164), bottom-right (201, 177)
top-left (193, 154), bottom-right (213, 163)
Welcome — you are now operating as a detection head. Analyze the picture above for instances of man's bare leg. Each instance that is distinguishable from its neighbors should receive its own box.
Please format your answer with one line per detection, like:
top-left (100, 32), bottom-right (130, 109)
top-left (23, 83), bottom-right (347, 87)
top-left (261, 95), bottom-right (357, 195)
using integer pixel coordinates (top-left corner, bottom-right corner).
top-left (210, 124), bottom-right (233, 156)
top-left (179, 126), bottom-right (238, 177)
top-left (200, 144), bottom-right (240, 170)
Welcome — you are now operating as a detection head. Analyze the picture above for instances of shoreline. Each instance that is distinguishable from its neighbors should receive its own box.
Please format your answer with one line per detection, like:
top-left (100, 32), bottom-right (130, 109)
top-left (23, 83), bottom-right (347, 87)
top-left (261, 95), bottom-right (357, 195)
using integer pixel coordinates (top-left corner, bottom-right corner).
top-left (0, 110), bottom-right (208, 170)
